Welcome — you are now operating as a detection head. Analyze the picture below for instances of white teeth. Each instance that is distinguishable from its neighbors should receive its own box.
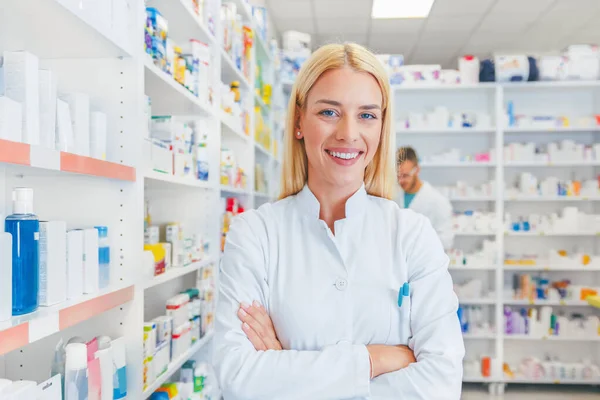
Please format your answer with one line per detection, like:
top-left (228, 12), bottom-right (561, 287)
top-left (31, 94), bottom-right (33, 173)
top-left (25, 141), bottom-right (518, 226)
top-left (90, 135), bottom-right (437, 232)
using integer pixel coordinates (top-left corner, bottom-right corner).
top-left (328, 151), bottom-right (359, 160)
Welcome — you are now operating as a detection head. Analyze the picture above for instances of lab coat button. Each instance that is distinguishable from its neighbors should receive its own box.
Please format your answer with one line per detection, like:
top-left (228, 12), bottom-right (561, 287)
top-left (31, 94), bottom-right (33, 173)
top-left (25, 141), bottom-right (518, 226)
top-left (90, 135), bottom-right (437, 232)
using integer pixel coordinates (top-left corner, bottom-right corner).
top-left (335, 278), bottom-right (348, 291)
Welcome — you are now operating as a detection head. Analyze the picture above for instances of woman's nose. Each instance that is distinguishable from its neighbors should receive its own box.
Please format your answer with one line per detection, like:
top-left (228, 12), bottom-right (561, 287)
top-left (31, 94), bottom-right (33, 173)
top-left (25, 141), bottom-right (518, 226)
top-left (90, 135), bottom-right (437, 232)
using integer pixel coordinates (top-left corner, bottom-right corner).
top-left (335, 115), bottom-right (359, 142)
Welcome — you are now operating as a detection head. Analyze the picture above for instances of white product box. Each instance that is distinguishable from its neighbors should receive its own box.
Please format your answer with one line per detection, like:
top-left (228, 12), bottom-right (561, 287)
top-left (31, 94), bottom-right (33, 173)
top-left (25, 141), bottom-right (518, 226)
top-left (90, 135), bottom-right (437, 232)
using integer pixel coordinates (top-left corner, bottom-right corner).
top-left (166, 294), bottom-right (190, 328)
top-left (83, 228), bottom-right (99, 294)
top-left (39, 221), bottom-right (67, 306)
top-left (153, 340), bottom-right (170, 378)
top-left (90, 111), bottom-right (107, 160)
top-left (56, 98), bottom-right (74, 152)
top-left (37, 375), bottom-right (62, 400)
top-left (66, 230), bottom-right (84, 300)
top-left (62, 93), bottom-right (90, 156)
top-left (0, 96), bottom-right (22, 142)
top-left (39, 70), bottom-right (57, 149)
top-left (149, 139), bottom-right (173, 175)
top-left (1, 380), bottom-right (37, 399)
top-left (0, 232), bottom-right (12, 321)
top-left (174, 152), bottom-right (194, 177)
top-left (2, 51), bottom-right (40, 145)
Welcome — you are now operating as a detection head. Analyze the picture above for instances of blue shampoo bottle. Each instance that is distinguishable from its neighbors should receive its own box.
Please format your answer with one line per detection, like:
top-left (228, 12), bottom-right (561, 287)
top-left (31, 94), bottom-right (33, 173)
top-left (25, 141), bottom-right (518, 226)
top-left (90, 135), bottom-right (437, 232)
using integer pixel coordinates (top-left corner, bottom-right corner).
top-left (5, 187), bottom-right (40, 315)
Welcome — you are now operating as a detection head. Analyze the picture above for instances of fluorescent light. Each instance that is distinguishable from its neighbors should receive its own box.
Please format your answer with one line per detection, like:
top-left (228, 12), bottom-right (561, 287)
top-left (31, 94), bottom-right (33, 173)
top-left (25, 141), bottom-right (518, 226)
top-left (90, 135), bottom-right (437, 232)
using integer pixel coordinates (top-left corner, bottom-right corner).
top-left (371, 0), bottom-right (435, 19)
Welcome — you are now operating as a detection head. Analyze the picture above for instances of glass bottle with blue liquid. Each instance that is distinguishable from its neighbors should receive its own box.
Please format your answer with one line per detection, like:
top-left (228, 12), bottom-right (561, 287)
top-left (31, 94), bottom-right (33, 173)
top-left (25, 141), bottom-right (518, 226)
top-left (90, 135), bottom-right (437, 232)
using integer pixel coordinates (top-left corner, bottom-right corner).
top-left (5, 187), bottom-right (39, 315)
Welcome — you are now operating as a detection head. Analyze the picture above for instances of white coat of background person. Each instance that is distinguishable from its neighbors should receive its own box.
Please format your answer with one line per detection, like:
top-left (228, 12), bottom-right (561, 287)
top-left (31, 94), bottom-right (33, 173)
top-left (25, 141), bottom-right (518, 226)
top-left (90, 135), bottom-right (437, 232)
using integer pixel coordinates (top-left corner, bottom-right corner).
top-left (395, 147), bottom-right (454, 250)
top-left (214, 43), bottom-right (465, 400)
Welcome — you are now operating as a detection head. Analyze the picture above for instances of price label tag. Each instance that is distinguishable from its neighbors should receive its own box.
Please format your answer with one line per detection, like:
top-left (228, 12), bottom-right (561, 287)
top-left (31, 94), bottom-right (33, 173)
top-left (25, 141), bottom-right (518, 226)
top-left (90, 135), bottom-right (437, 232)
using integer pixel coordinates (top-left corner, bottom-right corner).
top-left (529, 299), bottom-right (535, 305)
top-left (553, 380), bottom-right (560, 385)
top-left (560, 300), bottom-right (566, 306)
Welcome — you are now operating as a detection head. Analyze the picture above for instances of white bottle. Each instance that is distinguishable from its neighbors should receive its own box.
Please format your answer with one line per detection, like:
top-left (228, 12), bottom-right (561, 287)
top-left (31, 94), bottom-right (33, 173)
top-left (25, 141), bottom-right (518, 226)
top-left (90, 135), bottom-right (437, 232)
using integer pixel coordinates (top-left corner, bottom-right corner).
top-left (64, 343), bottom-right (88, 400)
top-left (0, 230), bottom-right (12, 321)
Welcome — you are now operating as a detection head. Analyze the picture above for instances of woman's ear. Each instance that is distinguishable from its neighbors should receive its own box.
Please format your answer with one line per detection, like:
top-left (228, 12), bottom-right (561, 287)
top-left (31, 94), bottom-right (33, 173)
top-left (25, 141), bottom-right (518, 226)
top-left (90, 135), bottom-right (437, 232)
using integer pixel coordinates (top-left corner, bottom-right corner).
top-left (295, 106), bottom-right (303, 139)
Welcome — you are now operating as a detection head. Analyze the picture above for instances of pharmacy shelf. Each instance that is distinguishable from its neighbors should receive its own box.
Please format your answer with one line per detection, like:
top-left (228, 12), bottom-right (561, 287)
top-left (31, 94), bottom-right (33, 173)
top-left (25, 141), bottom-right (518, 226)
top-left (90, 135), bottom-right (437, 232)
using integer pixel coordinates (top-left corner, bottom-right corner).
top-left (255, 142), bottom-right (273, 159)
top-left (0, 0), bottom-right (132, 59)
top-left (463, 333), bottom-right (497, 339)
top-left (463, 376), bottom-right (497, 383)
top-left (503, 265), bottom-right (600, 272)
top-left (505, 196), bottom-right (600, 202)
top-left (144, 57), bottom-right (215, 116)
top-left (459, 298), bottom-right (496, 305)
top-left (393, 83), bottom-right (497, 92)
top-left (449, 265), bottom-right (497, 271)
top-left (505, 126), bottom-right (600, 133)
top-left (143, 258), bottom-right (215, 289)
top-left (454, 231), bottom-right (497, 237)
top-left (227, 0), bottom-right (272, 63)
top-left (397, 128), bottom-right (495, 135)
top-left (255, 92), bottom-right (270, 113)
top-left (220, 49), bottom-right (252, 90)
top-left (505, 231), bottom-right (600, 237)
top-left (421, 162), bottom-right (496, 168)
top-left (502, 80), bottom-right (600, 90)
top-left (504, 335), bottom-right (600, 342)
top-left (143, 331), bottom-right (214, 398)
top-left (146, 0), bottom-right (215, 46)
top-left (221, 112), bottom-right (250, 142)
top-left (0, 284), bottom-right (134, 356)
top-left (450, 196), bottom-right (496, 202)
top-left (221, 185), bottom-right (251, 195)
top-left (144, 170), bottom-right (216, 190)
top-left (504, 299), bottom-right (590, 306)
top-left (253, 191), bottom-right (271, 199)
top-left (503, 377), bottom-right (600, 385)
top-left (0, 139), bottom-right (136, 181)
top-left (505, 161), bottom-right (600, 167)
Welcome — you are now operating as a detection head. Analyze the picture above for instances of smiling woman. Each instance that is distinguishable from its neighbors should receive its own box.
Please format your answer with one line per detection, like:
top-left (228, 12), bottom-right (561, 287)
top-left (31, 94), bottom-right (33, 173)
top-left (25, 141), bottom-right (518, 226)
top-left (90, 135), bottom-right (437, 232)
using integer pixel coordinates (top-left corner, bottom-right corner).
top-left (214, 42), bottom-right (465, 400)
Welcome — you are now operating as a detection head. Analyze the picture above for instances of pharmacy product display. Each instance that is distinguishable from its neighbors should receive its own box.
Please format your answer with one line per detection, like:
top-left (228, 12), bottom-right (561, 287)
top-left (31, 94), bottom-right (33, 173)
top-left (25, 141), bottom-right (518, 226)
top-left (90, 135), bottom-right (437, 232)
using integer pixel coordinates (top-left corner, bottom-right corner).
top-left (506, 173), bottom-right (600, 199)
top-left (0, 50), bottom-right (108, 159)
top-left (452, 211), bottom-right (498, 234)
top-left (220, 148), bottom-right (248, 190)
top-left (505, 207), bottom-right (600, 234)
top-left (422, 148), bottom-right (496, 165)
top-left (143, 268), bottom-right (216, 392)
top-left (280, 31), bottom-right (311, 84)
top-left (220, 197), bottom-right (245, 252)
top-left (505, 101), bottom-right (600, 130)
top-left (397, 106), bottom-right (493, 131)
top-left (437, 180), bottom-right (496, 199)
top-left (505, 272), bottom-right (600, 303)
top-left (145, 7), bottom-right (213, 104)
top-left (149, 361), bottom-right (218, 400)
top-left (449, 240), bottom-right (497, 268)
top-left (458, 305), bottom-right (495, 336)
top-left (505, 249), bottom-right (599, 269)
top-left (504, 140), bottom-right (600, 165)
top-left (146, 116), bottom-right (211, 181)
top-left (504, 357), bottom-right (600, 383)
top-left (1, 188), bottom-right (111, 320)
top-left (503, 306), bottom-right (599, 338)
top-left (455, 279), bottom-right (494, 301)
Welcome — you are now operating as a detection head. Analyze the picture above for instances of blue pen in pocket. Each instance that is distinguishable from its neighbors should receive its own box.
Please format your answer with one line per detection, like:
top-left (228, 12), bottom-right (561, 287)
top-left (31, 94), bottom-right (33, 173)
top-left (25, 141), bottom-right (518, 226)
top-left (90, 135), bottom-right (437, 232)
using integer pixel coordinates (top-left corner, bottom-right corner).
top-left (398, 282), bottom-right (411, 343)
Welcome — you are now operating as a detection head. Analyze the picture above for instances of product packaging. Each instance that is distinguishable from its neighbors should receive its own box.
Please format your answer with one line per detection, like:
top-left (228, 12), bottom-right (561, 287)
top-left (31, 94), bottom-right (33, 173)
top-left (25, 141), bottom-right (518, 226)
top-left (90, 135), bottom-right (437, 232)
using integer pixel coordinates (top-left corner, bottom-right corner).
top-left (143, 321), bottom-right (157, 358)
top-left (37, 375), bottom-right (62, 400)
top-left (66, 229), bottom-right (84, 300)
top-left (95, 226), bottom-right (110, 289)
top-left (90, 111), bottom-right (107, 160)
top-left (111, 337), bottom-right (128, 400)
top-left (63, 93), bottom-right (90, 156)
top-left (83, 228), bottom-right (99, 294)
top-left (39, 69), bottom-right (57, 149)
top-left (0, 96), bottom-right (23, 142)
top-left (153, 340), bottom-right (170, 378)
top-left (2, 50), bottom-right (40, 145)
top-left (95, 347), bottom-right (114, 400)
top-left (0, 231), bottom-right (12, 321)
top-left (39, 221), bottom-right (67, 306)
top-left (166, 293), bottom-right (191, 328)
top-left (152, 315), bottom-right (173, 344)
top-left (171, 321), bottom-right (192, 359)
top-left (56, 98), bottom-right (74, 152)
top-left (64, 343), bottom-right (89, 400)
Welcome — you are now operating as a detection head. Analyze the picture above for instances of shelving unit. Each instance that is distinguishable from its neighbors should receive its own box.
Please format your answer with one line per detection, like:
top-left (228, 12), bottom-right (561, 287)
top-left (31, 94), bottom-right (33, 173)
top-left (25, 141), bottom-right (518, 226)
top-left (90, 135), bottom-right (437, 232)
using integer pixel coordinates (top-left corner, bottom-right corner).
top-left (0, 0), bottom-right (280, 397)
top-left (395, 82), bottom-right (600, 390)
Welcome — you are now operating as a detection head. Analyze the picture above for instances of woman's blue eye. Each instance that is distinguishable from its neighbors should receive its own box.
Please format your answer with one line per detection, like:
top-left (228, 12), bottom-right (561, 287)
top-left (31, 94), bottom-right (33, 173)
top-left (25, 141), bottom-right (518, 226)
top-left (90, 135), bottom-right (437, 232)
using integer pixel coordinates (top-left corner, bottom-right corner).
top-left (361, 113), bottom-right (376, 119)
top-left (319, 109), bottom-right (336, 117)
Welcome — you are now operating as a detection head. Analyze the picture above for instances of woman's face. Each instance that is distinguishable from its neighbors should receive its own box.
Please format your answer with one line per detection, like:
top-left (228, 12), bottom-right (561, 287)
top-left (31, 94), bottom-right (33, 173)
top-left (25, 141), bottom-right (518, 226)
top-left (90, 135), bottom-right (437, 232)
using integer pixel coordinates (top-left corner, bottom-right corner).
top-left (298, 67), bottom-right (383, 191)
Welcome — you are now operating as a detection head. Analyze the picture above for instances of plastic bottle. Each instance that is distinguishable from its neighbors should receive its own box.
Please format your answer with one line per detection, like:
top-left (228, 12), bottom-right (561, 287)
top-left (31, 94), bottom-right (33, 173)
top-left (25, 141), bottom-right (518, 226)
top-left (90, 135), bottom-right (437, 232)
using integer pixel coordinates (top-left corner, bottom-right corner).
top-left (64, 343), bottom-right (88, 400)
top-left (5, 187), bottom-right (39, 315)
top-left (111, 337), bottom-right (128, 399)
top-left (95, 226), bottom-right (110, 289)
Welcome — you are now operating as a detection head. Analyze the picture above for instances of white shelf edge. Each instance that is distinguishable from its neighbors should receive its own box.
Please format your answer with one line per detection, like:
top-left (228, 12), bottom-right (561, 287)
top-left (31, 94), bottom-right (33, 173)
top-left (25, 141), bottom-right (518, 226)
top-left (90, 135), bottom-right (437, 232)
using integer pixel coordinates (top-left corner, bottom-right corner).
top-left (143, 258), bottom-right (215, 290)
top-left (505, 162), bottom-right (600, 167)
top-left (144, 170), bottom-right (217, 190)
top-left (505, 196), bottom-right (600, 202)
top-left (458, 298), bottom-right (496, 305)
top-left (220, 49), bottom-right (252, 89)
top-left (503, 265), bottom-right (600, 271)
top-left (220, 112), bottom-right (250, 142)
top-left (450, 197), bottom-right (496, 202)
top-left (220, 185), bottom-right (251, 195)
top-left (143, 331), bottom-right (214, 398)
top-left (505, 231), bottom-right (600, 237)
top-left (449, 265), bottom-right (497, 270)
top-left (504, 335), bottom-right (600, 342)
top-left (397, 128), bottom-right (495, 134)
top-left (421, 162), bottom-right (496, 168)
top-left (454, 231), bottom-right (496, 236)
top-left (463, 333), bottom-right (497, 339)
top-left (505, 127), bottom-right (600, 133)
top-left (503, 299), bottom-right (589, 306)
top-left (503, 378), bottom-right (600, 385)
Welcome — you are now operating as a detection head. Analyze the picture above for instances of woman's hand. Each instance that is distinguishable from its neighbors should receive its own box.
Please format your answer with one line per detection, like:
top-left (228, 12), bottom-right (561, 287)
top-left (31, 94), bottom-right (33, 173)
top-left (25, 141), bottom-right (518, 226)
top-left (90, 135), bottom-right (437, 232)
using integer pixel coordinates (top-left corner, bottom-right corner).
top-left (367, 344), bottom-right (416, 378)
top-left (237, 301), bottom-right (283, 351)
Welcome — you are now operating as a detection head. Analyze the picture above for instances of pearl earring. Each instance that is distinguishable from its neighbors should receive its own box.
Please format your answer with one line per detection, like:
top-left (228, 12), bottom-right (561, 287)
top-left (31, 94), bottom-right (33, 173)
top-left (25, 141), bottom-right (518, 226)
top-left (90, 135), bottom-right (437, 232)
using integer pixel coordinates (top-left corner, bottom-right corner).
top-left (296, 131), bottom-right (301, 137)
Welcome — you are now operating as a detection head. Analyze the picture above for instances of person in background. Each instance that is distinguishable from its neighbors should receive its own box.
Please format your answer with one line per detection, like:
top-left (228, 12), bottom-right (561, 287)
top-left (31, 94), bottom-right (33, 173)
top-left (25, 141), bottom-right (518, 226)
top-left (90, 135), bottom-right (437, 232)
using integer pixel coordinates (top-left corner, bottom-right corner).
top-left (395, 147), bottom-right (454, 250)
top-left (214, 43), bottom-right (464, 399)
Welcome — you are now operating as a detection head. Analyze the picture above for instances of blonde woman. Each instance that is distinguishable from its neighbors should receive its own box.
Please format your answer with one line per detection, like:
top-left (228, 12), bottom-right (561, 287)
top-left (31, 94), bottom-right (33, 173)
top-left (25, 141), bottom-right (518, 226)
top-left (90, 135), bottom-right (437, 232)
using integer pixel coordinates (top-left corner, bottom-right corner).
top-left (214, 43), bottom-right (464, 399)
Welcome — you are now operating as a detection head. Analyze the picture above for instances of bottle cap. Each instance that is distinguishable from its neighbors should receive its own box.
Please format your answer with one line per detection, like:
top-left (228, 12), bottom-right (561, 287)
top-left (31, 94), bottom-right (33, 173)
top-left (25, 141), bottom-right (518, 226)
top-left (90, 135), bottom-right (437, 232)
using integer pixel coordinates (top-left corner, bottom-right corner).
top-left (94, 226), bottom-right (108, 238)
top-left (12, 187), bottom-right (33, 214)
top-left (65, 343), bottom-right (87, 371)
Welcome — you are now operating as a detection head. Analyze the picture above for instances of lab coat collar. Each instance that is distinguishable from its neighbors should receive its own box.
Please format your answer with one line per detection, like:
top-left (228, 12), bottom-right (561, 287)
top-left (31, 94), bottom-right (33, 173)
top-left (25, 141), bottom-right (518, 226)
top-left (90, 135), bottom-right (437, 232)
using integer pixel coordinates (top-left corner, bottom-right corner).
top-left (297, 183), bottom-right (368, 219)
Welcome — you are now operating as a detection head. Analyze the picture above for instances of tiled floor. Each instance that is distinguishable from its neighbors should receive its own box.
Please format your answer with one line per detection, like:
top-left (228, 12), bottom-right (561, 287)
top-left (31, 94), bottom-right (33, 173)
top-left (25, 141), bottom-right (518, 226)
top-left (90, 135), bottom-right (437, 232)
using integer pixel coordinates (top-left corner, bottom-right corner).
top-left (462, 384), bottom-right (600, 399)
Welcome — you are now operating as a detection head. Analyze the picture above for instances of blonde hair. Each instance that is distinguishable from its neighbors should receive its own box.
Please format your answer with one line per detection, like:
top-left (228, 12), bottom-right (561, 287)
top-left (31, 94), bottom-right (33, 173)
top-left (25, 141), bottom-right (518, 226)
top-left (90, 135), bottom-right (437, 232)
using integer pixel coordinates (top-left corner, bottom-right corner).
top-left (278, 42), bottom-right (395, 200)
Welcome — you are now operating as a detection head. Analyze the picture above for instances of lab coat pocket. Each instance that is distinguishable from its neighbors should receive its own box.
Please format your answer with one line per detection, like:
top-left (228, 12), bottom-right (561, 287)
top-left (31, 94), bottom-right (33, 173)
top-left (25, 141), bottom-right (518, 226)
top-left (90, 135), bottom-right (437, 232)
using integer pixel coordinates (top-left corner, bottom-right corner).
top-left (387, 294), bottom-right (412, 345)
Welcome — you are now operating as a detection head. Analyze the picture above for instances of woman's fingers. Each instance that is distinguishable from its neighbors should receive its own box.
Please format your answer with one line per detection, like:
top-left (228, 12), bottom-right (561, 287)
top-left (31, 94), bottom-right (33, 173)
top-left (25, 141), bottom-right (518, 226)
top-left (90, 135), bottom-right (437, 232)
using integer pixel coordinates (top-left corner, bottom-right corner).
top-left (238, 301), bottom-right (283, 350)
top-left (241, 321), bottom-right (267, 351)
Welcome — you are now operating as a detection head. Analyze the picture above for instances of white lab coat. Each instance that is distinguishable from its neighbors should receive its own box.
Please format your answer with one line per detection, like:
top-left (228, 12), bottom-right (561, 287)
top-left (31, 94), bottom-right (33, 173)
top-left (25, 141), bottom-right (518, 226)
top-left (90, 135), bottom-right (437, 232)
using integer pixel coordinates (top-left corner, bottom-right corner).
top-left (395, 181), bottom-right (454, 250)
top-left (214, 184), bottom-right (465, 400)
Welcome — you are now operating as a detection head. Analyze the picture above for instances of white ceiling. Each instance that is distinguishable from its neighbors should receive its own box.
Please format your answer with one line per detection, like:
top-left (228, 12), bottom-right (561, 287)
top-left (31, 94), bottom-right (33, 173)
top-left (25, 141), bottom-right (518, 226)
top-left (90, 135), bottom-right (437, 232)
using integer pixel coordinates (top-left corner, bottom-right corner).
top-left (265, 0), bottom-right (600, 68)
